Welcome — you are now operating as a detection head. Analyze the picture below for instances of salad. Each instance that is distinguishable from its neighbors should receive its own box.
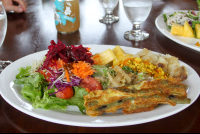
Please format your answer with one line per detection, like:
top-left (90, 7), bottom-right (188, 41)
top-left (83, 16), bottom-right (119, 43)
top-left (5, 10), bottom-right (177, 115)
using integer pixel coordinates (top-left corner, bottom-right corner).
top-left (14, 40), bottom-right (189, 115)
top-left (14, 40), bottom-right (96, 113)
top-left (163, 10), bottom-right (200, 30)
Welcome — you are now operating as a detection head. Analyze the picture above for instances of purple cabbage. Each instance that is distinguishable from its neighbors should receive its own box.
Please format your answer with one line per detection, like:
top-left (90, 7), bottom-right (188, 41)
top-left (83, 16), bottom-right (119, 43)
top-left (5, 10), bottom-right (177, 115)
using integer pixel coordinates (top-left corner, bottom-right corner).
top-left (188, 20), bottom-right (192, 26)
top-left (48, 76), bottom-right (81, 96)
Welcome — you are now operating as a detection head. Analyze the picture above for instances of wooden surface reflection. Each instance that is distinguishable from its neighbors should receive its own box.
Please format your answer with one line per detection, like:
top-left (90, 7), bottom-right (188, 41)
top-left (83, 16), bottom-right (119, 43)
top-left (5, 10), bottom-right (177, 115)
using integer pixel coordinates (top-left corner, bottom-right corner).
top-left (0, 0), bottom-right (200, 133)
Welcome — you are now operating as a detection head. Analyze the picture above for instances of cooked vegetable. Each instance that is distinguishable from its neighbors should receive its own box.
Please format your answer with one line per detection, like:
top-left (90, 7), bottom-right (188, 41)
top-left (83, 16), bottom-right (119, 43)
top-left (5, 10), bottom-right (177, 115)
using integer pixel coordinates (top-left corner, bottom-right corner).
top-left (122, 66), bottom-right (136, 74)
top-left (84, 78), bottom-right (191, 117)
top-left (119, 57), bottom-right (169, 79)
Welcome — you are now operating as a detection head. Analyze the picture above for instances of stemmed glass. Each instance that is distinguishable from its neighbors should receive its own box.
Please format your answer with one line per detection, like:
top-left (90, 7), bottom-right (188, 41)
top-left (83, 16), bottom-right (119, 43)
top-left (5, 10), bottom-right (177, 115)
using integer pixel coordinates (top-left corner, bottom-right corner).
top-left (99, 0), bottom-right (119, 24)
top-left (0, 2), bottom-right (11, 73)
top-left (122, 0), bottom-right (153, 41)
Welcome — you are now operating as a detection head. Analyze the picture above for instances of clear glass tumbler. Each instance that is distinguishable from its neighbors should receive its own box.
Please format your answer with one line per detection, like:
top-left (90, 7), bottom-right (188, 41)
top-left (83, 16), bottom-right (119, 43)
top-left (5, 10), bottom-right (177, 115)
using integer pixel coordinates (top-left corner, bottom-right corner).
top-left (122, 0), bottom-right (153, 41)
top-left (99, 0), bottom-right (119, 24)
top-left (0, 2), bottom-right (12, 73)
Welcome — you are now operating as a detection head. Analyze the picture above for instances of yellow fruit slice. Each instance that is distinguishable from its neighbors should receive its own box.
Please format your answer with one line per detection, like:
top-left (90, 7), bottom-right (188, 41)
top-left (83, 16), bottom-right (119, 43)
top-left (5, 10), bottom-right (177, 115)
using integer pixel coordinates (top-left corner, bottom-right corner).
top-left (195, 23), bottom-right (200, 39)
top-left (183, 21), bottom-right (195, 38)
top-left (92, 49), bottom-right (116, 65)
top-left (171, 23), bottom-right (184, 36)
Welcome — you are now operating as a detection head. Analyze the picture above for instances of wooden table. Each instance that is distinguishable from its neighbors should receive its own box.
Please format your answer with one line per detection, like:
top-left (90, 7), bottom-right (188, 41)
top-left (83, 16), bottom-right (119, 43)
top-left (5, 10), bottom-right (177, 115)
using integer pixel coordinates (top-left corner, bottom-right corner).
top-left (0, 0), bottom-right (200, 133)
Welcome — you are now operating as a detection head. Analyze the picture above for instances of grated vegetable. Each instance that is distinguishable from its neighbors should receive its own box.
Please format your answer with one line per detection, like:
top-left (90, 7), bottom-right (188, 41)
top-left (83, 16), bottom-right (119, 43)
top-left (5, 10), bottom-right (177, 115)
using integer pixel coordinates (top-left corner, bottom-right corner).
top-left (71, 61), bottom-right (96, 79)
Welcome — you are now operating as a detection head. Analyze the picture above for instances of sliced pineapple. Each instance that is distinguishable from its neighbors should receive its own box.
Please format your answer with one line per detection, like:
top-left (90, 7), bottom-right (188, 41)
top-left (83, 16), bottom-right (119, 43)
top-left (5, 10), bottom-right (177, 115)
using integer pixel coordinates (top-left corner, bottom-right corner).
top-left (195, 23), bottom-right (200, 39)
top-left (113, 54), bottom-right (134, 66)
top-left (171, 23), bottom-right (184, 36)
top-left (112, 45), bottom-right (126, 58)
top-left (92, 49), bottom-right (116, 65)
top-left (183, 21), bottom-right (195, 38)
top-left (113, 59), bottom-right (120, 66)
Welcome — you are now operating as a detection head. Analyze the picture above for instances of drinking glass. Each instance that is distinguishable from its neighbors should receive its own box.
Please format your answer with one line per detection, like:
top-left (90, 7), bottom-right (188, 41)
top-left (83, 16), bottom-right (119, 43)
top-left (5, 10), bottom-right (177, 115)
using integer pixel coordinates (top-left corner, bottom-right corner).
top-left (122, 0), bottom-right (153, 41)
top-left (99, 0), bottom-right (119, 24)
top-left (0, 2), bottom-right (11, 73)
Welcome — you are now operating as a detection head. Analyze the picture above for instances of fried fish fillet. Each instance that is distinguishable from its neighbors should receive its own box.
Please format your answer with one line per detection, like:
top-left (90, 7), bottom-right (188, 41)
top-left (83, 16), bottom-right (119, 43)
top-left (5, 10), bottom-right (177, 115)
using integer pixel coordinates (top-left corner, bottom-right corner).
top-left (84, 78), bottom-right (191, 117)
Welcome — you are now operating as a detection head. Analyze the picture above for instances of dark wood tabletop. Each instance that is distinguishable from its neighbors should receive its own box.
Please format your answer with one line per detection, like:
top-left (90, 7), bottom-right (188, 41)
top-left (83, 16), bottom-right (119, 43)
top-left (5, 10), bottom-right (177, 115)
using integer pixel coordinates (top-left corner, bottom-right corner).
top-left (0, 0), bottom-right (200, 133)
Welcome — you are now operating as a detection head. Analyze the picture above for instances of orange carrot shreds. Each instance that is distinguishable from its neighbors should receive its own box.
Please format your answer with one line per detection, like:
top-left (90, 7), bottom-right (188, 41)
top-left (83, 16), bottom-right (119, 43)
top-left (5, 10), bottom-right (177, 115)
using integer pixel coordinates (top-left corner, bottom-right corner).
top-left (195, 42), bottom-right (200, 47)
top-left (57, 58), bottom-right (66, 69)
top-left (91, 54), bottom-right (102, 65)
top-left (71, 61), bottom-right (96, 79)
top-left (64, 69), bottom-right (70, 82)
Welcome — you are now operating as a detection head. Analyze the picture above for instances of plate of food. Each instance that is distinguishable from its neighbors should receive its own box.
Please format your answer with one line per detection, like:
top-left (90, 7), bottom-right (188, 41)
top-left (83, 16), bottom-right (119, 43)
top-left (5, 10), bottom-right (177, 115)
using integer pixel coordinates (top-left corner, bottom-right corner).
top-left (0, 40), bottom-right (200, 127)
top-left (155, 10), bottom-right (200, 52)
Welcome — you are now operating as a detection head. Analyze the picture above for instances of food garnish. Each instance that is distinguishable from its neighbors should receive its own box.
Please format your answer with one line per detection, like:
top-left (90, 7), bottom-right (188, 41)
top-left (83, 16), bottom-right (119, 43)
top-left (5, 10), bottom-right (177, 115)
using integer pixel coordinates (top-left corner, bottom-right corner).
top-left (195, 42), bottom-right (200, 47)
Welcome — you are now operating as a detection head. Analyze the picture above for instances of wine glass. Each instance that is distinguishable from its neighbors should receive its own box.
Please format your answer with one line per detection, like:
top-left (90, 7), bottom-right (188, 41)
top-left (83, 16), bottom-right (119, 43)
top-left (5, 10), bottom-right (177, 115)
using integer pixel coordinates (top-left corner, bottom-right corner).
top-left (122, 0), bottom-right (153, 41)
top-left (0, 2), bottom-right (11, 73)
top-left (99, 0), bottom-right (119, 24)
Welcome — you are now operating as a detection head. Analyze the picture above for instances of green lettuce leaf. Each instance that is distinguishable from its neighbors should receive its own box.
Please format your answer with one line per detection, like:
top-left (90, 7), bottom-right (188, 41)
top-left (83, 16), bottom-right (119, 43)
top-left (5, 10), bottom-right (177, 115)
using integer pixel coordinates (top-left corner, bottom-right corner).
top-left (163, 14), bottom-right (168, 23)
top-left (32, 86), bottom-right (88, 114)
top-left (21, 84), bottom-right (43, 102)
top-left (197, 0), bottom-right (200, 11)
top-left (14, 73), bottom-right (47, 88)
top-left (32, 87), bottom-right (71, 110)
top-left (68, 86), bottom-right (89, 113)
top-left (16, 66), bottom-right (31, 79)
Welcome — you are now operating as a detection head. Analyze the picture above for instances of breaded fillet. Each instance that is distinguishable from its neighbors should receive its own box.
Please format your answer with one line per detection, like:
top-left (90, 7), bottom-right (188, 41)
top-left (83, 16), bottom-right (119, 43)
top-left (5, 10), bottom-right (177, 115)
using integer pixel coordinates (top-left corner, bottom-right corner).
top-left (84, 77), bottom-right (191, 117)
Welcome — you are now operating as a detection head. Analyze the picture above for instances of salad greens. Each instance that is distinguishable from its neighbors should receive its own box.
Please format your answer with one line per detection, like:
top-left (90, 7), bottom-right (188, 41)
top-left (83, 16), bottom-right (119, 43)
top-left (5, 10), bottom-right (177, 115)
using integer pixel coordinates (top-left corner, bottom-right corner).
top-left (14, 66), bottom-right (88, 114)
top-left (163, 10), bottom-right (200, 36)
top-left (198, 0), bottom-right (200, 11)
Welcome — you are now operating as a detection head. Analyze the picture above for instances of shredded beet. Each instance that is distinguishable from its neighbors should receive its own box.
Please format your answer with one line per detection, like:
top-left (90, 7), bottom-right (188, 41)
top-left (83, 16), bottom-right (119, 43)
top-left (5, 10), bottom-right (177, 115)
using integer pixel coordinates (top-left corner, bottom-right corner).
top-left (42, 40), bottom-right (94, 70)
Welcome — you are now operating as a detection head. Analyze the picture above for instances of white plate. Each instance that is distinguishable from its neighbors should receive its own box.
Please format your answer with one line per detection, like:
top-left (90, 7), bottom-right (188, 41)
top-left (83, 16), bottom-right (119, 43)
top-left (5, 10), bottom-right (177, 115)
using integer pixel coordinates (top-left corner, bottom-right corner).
top-left (0, 45), bottom-right (200, 127)
top-left (155, 10), bottom-right (200, 52)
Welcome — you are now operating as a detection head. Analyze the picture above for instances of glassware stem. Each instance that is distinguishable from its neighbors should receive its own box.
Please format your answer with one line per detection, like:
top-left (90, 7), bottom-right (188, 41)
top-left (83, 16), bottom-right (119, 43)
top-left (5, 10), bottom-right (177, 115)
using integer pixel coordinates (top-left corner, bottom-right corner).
top-left (0, 60), bottom-right (12, 73)
top-left (99, 9), bottom-right (119, 24)
top-left (124, 24), bottom-right (149, 41)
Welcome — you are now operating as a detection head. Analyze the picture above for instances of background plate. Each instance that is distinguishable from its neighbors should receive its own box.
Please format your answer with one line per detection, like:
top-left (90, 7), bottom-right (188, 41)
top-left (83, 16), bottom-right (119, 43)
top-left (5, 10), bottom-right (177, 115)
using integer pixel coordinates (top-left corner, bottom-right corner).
top-left (0, 45), bottom-right (200, 127)
top-left (155, 10), bottom-right (200, 52)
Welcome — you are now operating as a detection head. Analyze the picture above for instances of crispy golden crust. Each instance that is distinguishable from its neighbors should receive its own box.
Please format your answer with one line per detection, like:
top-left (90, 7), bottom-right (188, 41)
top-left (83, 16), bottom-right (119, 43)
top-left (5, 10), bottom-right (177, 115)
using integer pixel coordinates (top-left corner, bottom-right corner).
top-left (84, 78), bottom-right (190, 117)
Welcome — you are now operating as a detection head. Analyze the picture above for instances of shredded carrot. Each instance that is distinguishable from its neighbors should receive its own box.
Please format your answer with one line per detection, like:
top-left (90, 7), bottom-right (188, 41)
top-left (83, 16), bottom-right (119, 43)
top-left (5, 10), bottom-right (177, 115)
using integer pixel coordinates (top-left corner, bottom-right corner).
top-left (195, 42), bottom-right (200, 47)
top-left (91, 54), bottom-right (102, 65)
top-left (71, 61), bottom-right (96, 79)
top-left (64, 69), bottom-right (70, 82)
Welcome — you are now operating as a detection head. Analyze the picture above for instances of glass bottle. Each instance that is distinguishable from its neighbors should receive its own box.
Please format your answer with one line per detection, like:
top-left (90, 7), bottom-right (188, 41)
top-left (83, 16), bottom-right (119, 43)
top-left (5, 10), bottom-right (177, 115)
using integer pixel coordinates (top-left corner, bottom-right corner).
top-left (53, 0), bottom-right (80, 34)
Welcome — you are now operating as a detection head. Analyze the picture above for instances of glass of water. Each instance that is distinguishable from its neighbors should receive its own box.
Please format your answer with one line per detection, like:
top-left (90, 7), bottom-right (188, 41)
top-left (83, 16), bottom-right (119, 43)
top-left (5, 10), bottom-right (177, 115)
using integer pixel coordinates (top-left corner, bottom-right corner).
top-left (122, 0), bottom-right (153, 41)
top-left (99, 0), bottom-right (119, 24)
top-left (0, 2), bottom-right (12, 73)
